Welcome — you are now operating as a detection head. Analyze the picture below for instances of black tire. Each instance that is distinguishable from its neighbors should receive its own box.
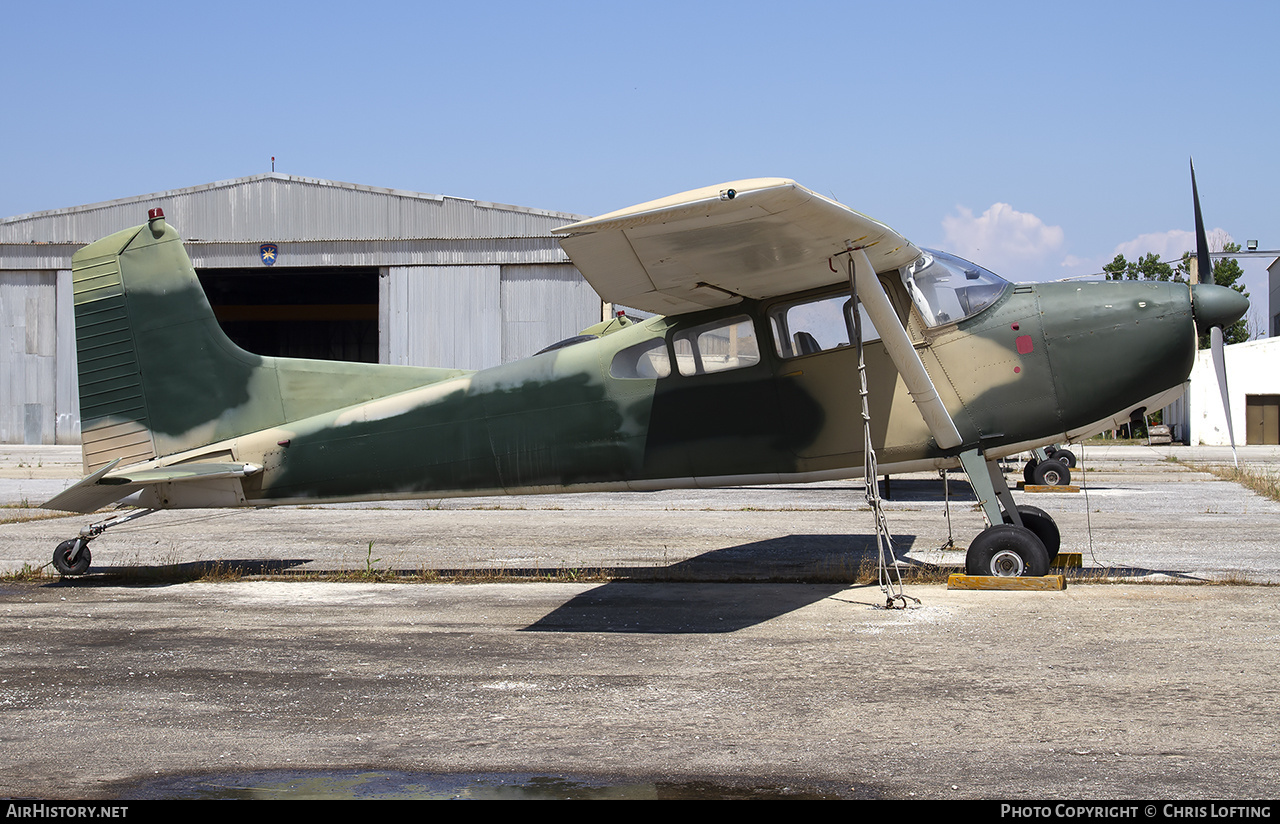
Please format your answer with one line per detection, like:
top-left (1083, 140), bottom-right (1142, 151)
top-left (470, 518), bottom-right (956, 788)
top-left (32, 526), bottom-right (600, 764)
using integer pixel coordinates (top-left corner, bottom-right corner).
top-left (52, 539), bottom-right (91, 576)
top-left (1003, 504), bottom-right (1060, 561)
top-left (1029, 459), bottom-right (1070, 486)
top-left (1023, 459), bottom-right (1037, 485)
top-left (1053, 448), bottom-right (1077, 468)
top-left (965, 524), bottom-right (1050, 577)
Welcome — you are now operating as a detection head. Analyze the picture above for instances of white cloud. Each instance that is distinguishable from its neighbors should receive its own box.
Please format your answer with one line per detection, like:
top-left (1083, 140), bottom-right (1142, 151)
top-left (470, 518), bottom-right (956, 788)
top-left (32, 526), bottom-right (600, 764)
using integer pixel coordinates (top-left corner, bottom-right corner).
top-left (1113, 229), bottom-right (1195, 263)
top-left (1112, 228), bottom-right (1233, 262)
top-left (940, 203), bottom-right (1064, 280)
top-left (1056, 228), bottom-right (1238, 280)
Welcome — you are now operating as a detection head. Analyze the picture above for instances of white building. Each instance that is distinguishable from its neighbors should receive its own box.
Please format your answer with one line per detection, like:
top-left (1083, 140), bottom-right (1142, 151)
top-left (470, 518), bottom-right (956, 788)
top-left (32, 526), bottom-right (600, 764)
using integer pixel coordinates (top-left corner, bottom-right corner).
top-left (1166, 336), bottom-right (1280, 445)
top-left (1270, 256), bottom-right (1280, 337)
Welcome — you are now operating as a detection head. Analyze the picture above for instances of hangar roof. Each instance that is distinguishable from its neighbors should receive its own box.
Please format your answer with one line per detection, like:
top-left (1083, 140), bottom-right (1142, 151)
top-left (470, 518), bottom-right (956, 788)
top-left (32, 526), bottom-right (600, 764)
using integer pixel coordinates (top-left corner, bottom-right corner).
top-left (0, 175), bottom-right (584, 269)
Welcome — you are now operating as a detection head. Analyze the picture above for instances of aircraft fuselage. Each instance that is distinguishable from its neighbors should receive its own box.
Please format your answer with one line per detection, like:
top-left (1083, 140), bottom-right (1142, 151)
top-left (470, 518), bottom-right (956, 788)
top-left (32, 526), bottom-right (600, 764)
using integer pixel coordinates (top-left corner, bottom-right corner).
top-left (152, 274), bottom-right (1197, 508)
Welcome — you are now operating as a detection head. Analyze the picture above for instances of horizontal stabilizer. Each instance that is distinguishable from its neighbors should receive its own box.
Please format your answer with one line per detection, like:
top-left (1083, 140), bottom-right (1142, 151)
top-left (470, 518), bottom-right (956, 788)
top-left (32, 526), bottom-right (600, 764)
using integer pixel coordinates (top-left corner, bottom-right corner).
top-left (42, 461), bottom-right (261, 514)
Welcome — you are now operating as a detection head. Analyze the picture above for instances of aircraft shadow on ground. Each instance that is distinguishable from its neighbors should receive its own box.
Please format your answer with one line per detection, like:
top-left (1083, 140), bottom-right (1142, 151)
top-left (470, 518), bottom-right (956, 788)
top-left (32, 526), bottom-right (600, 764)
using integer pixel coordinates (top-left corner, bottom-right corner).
top-left (521, 533), bottom-right (918, 634)
top-left (624, 532), bottom-right (917, 582)
top-left (521, 579), bottom-right (859, 634)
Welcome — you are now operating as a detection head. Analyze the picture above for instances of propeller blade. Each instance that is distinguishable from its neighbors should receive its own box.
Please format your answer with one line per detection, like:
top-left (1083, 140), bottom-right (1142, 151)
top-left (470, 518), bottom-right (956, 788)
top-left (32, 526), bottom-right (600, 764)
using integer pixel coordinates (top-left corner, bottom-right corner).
top-left (1210, 325), bottom-right (1238, 467)
top-left (1191, 158), bottom-right (1212, 286)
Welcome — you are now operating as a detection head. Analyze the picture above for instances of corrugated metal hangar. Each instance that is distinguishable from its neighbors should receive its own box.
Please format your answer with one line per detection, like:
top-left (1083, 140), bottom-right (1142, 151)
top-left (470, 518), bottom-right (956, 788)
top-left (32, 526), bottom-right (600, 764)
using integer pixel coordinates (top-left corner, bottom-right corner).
top-left (0, 174), bottom-right (603, 444)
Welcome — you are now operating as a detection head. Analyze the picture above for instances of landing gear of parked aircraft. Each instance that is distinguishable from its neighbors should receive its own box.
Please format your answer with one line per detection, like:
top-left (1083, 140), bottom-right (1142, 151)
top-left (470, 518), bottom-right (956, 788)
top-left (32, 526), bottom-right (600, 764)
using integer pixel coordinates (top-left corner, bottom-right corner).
top-left (965, 523), bottom-right (1051, 577)
top-left (52, 539), bottom-right (92, 576)
top-left (1047, 446), bottom-right (1077, 468)
top-left (1023, 445), bottom-right (1073, 487)
top-left (959, 449), bottom-right (1061, 577)
top-left (50, 508), bottom-right (158, 576)
top-left (1002, 504), bottom-right (1060, 561)
top-left (1025, 458), bottom-right (1071, 487)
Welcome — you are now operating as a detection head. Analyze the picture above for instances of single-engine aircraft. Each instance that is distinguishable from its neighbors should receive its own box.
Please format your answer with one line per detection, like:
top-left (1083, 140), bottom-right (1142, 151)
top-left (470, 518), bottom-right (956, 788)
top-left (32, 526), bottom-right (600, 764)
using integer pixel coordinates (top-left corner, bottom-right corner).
top-left (43, 165), bottom-right (1248, 578)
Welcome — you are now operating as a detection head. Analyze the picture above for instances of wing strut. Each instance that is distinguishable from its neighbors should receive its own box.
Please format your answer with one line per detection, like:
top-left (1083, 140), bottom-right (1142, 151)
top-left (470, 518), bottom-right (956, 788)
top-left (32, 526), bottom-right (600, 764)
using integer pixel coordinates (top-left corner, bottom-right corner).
top-left (848, 248), bottom-right (963, 450)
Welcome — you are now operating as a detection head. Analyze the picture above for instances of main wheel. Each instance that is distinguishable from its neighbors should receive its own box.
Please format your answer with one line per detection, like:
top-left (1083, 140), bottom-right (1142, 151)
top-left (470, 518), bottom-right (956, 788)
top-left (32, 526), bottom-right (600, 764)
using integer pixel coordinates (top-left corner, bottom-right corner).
top-left (1003, 504), bottom-right (1061, 561)
top-left (52, 539), bottom-right (91, 576)
top-left (1048, 447), bottom-right (1077, 468)
top-left (1023, 459), bottom-right (1038, 485)
top-left (965, 524), bottom-right (1050, 577)
top-left (1029, 459), bottom-right (1070, 486)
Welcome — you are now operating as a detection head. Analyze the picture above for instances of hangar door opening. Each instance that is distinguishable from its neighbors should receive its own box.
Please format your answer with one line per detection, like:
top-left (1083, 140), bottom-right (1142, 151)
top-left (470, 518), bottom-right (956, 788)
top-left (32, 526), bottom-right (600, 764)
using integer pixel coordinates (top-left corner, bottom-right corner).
top-left (196, 267), bottom-right (379, 363)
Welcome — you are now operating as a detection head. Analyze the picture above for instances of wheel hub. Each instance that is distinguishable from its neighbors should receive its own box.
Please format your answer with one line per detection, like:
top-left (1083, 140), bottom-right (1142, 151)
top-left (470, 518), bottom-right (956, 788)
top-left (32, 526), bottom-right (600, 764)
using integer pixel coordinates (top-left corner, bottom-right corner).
top-left (989, 549), bottom-right (1025, 577)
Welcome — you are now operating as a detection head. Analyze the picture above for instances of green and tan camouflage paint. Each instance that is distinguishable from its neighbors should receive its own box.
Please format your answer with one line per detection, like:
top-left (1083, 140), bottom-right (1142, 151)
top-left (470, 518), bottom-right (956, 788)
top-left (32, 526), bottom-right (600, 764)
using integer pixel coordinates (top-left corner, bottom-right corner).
top-left (46, 216), bottom-right (1205, 513)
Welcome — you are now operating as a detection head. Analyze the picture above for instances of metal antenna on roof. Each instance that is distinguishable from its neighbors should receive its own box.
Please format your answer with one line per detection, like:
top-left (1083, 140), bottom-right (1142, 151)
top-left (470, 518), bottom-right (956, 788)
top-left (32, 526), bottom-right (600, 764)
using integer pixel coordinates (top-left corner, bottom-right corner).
top-left (271, 157), bottom-right (276, 173)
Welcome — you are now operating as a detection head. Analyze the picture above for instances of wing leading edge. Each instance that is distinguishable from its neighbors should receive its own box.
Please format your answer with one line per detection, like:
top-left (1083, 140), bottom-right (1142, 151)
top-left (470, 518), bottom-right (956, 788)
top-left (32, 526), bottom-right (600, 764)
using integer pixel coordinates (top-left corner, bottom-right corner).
top-left (553, 178), bottom-right (921, 315)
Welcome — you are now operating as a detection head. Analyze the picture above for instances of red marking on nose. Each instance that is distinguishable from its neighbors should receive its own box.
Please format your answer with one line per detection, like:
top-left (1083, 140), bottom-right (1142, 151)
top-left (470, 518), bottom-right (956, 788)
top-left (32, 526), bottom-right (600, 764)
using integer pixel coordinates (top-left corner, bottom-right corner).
top-left (1016, 335), bottom-right (1034, 355)
top-left (1014, 366), bottom-right (1021, 373)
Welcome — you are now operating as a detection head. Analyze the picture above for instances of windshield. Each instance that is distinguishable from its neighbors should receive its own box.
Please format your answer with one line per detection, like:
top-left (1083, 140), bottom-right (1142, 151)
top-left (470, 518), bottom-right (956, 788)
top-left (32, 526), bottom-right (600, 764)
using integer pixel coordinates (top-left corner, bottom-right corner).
top-left (900, 249), bottom-right (1010, 327)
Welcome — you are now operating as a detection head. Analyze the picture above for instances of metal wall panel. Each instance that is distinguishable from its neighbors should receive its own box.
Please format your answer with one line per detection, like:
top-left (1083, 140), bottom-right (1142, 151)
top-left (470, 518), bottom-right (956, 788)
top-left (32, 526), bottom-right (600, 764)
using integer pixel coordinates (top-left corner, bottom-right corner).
top-left (0, 271), bottom-right (57, 443)
top-left (0, 237), bottom-right (572, 274)
top-left (501, 264), bottom-right (603, 361)
top-left (55, 269), bottom-right (79, 443)
top-left (183, 237), bottom-right (570, 269)
top-left (385, 265), bottom-right (503, 371)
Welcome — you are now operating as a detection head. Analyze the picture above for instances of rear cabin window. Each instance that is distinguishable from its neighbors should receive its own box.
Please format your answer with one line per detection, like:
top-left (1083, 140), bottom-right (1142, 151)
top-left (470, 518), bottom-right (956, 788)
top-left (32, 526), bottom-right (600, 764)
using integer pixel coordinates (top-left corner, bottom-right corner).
top-left (672, 316), bottom-right (760, 376)
top-left (769, 292), bottom-right (880, 359)
top-left (609, 339), bottom-right (672, 379)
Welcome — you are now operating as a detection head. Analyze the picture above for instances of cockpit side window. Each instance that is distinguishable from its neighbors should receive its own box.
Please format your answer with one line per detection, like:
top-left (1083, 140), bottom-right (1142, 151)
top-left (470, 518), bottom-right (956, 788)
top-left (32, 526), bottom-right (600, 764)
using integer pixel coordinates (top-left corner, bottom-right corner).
top-left (671, 315), bottom-right (760, 376)
top-left (769, 292), bottom-right (880, 359)
top-left (899, 249), bottom-right (1010, 328)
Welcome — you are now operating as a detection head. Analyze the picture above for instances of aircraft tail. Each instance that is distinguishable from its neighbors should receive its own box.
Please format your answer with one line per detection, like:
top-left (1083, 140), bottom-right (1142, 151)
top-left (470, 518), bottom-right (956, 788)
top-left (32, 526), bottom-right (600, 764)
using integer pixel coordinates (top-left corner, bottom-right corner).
top-left (69, 209), bottom-right (465, 475)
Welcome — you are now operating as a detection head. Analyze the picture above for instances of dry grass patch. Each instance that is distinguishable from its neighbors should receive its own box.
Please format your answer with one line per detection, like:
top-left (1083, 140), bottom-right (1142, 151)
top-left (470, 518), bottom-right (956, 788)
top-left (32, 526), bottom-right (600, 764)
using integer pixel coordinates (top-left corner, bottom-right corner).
top-left (1185, 461), bottom-right (1280, 502)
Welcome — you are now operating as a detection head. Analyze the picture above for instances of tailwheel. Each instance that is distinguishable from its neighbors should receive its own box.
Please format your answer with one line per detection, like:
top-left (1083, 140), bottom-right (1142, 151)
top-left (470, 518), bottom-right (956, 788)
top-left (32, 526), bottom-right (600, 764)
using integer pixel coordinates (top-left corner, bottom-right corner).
top-left (1003, 504), bottom-right (1060, 561)
top-left (52, 539), bottom-right (92, 577)
top-left (50, 508), bottom-right (158, 577)
top-left (965, 524), bottom-right (1050, 577)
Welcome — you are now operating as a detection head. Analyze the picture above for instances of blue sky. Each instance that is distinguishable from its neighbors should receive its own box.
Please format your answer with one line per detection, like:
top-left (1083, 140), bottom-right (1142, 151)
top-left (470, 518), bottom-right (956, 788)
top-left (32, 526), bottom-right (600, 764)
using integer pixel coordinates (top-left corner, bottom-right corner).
top-left (4, 0), bottom-right (1276, 327)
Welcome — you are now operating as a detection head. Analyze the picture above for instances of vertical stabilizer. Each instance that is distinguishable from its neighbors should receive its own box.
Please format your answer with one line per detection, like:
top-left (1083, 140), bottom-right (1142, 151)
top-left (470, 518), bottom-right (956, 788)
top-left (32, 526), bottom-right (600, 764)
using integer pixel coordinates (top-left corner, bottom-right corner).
top-left (72, 211), bottom-right (276, 472)
top-left (70, 210), bottom-right (468, 475)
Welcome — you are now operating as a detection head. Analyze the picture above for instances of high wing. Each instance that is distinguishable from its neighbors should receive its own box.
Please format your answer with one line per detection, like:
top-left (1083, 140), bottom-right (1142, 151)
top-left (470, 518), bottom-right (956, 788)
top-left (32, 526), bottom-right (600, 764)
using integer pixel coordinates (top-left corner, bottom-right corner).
top-left (554, 177), bottom-right (960, 448)
top-left (552, 178), bottom-right (921, 315)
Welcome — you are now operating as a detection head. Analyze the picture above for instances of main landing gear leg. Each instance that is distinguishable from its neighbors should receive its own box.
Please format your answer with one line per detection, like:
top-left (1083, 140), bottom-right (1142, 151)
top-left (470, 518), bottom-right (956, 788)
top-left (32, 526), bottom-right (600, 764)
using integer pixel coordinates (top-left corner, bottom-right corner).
top-left (52, 508), bottom-right (159, 576)
top-left (957, 450), bottom-right (1056, 577)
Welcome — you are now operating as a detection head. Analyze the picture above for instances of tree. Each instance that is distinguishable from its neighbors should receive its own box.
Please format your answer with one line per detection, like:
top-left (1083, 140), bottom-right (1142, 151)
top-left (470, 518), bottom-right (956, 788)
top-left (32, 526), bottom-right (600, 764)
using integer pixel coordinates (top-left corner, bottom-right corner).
top-left (1103, 252), bottom-right (1181, 282)
top-left (1103, 244), bottom-right (1249, 346)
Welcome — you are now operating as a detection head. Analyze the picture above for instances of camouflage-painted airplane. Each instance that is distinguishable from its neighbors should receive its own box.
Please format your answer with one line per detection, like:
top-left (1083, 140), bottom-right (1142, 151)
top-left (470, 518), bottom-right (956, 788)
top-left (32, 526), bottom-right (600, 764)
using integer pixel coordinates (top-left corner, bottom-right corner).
top-left (43, 168), bottom-right (1248, 578)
